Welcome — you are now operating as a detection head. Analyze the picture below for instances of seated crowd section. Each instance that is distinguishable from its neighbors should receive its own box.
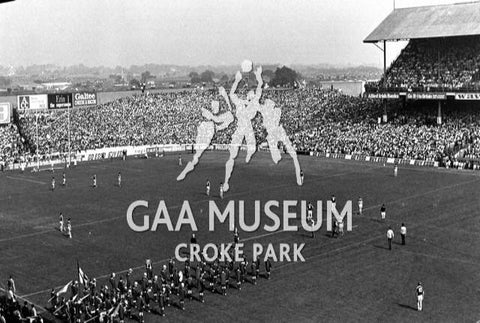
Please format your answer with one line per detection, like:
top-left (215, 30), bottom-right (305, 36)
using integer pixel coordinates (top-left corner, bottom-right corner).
top-left (366, 35), bottom-right (480, 92)
top-left (1, 86), bottom-right (480, 169)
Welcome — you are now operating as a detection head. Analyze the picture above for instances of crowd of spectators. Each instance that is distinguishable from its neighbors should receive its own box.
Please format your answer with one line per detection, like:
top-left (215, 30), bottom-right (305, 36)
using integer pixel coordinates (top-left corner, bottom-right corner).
top-left (0, 276), bottom-right (42, 323)
top-left (366, 36), bottom-right (480, 92)
top-left (0, 124), bottom-right (24, 169)
top-left (18, 91), bottom-right (220, 155)
top-left (1, 87), bottom-right (480, 169)
top-left (298, 107), bottom-right (472, 162)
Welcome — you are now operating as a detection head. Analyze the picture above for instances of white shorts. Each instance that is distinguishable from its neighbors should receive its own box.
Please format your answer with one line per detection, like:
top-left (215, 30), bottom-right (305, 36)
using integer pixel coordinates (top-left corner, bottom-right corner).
top-left (381, 211), bottom-right (386, 217)
top-left (417, 295), bottom-right (423, 302)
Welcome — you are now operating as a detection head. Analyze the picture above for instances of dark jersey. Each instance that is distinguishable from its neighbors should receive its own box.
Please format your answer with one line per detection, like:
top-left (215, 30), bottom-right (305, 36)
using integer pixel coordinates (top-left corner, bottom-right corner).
top-left (265, 260), bottom-right (272, 272)
top-left (416, 285), bottom-right (424, 295)
top-left (220, 272), bottom-right (226, 286)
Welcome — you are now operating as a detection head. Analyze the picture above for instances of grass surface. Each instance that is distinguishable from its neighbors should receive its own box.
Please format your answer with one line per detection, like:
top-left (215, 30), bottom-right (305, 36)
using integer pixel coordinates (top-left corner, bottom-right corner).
top-left (0, 151), bottom-right (479, 322)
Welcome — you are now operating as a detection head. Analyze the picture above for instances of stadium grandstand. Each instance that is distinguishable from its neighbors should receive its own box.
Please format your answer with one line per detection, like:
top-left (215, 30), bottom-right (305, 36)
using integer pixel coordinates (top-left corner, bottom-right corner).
top-left (364, 2), bottom-right (480, 99)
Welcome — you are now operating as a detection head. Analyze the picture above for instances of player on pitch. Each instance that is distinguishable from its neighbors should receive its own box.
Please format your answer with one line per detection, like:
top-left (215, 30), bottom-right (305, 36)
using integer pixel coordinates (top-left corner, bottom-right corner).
top-left (400, 223), bottom-right (407, 245)
top-left (358, 197), bottom-right (363, 215)
top-left (219, 182), bottom-right (224, 199)
top-left (307, 202), bottom-right (313, 221)
top-left (416, 282), bottom-right (424, 311)
top-left (206, 179), bottom-right (210, 196)
top-left (380, 204), bottom-right (386, 220)
top-left (59, 212), bottom-right (64, 232)
top-left (386, 226), bottom-right (394, 250)
top-left (66, 218), bottom-right (72, 239)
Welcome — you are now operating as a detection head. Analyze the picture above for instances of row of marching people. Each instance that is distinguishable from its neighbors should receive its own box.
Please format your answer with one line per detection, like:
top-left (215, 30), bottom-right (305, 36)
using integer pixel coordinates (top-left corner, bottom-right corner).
top-left (48, 251), bottom-right (273, 322)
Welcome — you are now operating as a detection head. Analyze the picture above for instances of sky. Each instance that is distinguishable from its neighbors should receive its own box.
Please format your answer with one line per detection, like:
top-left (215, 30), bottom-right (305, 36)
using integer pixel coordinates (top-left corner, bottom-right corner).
top-left (0, 0), bottom-right (468, 68)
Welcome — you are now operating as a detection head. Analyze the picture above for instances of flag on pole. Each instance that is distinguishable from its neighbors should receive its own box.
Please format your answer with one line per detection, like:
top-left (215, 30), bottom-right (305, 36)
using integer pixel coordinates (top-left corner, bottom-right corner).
top-left (109, 303), bottom-right (120, 317)
top-left (56, 280), bottom-right (72, 296)
top-left (77, 261), bottom-right (89, 286)
top-left (53, 304), bottom-right (66, 315)
top-left (78, 294), bottom-right (89, 304)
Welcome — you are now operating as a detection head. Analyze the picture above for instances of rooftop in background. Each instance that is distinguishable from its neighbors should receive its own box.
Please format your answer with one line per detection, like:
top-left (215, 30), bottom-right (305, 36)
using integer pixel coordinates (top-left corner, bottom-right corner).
top-left (364, 1), bottom-right (480, 43)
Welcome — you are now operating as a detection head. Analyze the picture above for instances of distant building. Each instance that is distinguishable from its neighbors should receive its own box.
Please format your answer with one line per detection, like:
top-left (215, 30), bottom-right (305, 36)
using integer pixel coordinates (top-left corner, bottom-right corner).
top-left (146, 79), bottom-right (156, 89)
top-left (319, 80), bottom-right (365, 97)
top-left (41, 82), bottom-right (72, 91)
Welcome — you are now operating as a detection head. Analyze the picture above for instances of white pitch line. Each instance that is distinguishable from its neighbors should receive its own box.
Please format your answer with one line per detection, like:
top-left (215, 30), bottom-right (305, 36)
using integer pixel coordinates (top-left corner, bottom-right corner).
top-left (6, 176), bottom-right (47, 185)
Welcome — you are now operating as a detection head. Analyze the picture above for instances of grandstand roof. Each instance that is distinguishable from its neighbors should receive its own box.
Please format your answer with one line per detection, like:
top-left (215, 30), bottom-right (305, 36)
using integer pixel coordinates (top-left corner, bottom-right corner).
top-left (364, 2), bottom-right (480, 43)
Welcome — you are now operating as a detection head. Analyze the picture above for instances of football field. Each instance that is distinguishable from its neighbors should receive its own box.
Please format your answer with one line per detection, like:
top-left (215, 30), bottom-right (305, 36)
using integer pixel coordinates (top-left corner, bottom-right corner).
top-left (0, 151), bottom-right (479, 322)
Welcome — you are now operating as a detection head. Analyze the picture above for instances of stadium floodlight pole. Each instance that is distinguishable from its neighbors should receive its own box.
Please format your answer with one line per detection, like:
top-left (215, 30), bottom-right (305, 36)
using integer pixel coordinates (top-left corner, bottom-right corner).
top-left (383, 40), bottom-right (387, 123)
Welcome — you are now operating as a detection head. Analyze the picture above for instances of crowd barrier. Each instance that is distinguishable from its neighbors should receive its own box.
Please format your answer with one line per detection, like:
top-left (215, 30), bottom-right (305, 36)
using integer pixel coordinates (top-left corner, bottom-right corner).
top-left (1, 144), bottom-right (441, 171)
top-left (2, 144), bottom-right (196, 171)
top-left (309, 151), bottom-right (439, 168)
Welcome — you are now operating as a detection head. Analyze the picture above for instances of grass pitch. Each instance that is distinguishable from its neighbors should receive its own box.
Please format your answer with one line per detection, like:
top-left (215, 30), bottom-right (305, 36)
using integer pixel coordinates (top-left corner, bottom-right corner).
top-left (0, 151), bottom-right (479, 322)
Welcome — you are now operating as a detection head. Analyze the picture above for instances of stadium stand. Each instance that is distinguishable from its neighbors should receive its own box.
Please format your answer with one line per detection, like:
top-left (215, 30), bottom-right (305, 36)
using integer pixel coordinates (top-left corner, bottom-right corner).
top-left (0, 124), bottom-right (24, 169)
top-left (366, 36), bottom-right (480, 92)
top-left (2, 88), bottom-right (476, 169)
top-left (364, 2), bottom-right (480, 93)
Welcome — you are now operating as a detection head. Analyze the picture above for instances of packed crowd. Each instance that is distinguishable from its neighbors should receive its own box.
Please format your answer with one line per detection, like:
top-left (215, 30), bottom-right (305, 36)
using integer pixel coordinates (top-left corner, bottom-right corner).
top-left (16, 87), bottom-right (381, 156)
top-left (48, 237), bottom-right (271, 322)
top-left (1, 276), bottom-right (43, 323)
top-left (366, 36), bottom-right (480, 92)
top-left (447, 108), bottom-right (480, 168)
top-left (0, 124), bottom-right (24, 168)
top-left (299, 108), bottom-right (471, 162)
top-left (1, 86), bottom-right (480, 169)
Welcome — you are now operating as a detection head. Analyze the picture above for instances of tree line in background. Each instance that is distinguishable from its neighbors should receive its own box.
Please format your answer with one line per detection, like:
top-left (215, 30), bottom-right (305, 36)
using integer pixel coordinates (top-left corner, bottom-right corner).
top-left (127, 65), bottom-right (298, 88)
top-left (0, 65), bottom-right (301, 94)
top-left (186, 66), bottom-right (298, 87)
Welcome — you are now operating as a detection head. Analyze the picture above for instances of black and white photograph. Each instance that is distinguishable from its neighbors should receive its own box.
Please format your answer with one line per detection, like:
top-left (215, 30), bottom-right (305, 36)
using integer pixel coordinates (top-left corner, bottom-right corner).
top-left (0, 0), bottom-right (479, 322)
